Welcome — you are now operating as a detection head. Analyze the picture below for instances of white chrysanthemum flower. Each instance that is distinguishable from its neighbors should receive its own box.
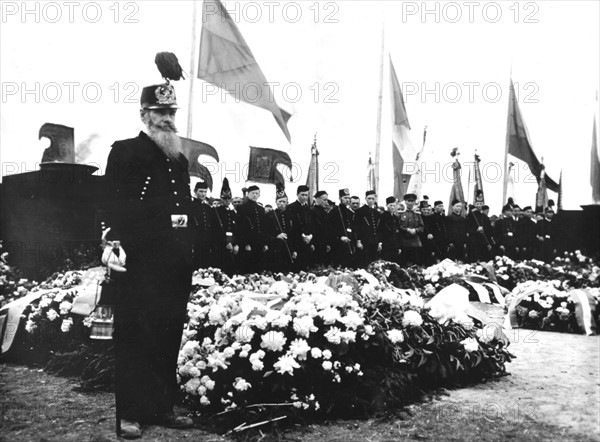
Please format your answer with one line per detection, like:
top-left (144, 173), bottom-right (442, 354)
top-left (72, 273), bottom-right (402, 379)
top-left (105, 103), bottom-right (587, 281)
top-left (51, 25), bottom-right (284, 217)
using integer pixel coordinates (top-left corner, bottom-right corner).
top-left (293, 316), bottom-right (317, 338)
top-left (322, 360), bottom-right (333, 371)
top-left (25, 319), bottom-right (36, 333)
top-left (233, 377), bottom-right (252, 391)
top-left (223, 347), bottom-right (235, 358)
top-left (310, 347), bottom-right (322, 359)
top-left (59, 301), bottom-right (72, 315)
top-left (339, 311), bottom-right (364, 330)
top-left (39, 297), bottom-right (52, 309)
top-left (320, 307), bottom-right (342, 325)
top-left (46, 309), bottom-right (59, 321)
top-left (387, 329), bottom-right (405, 344)
top-left (260, 331), bottom-right (287, 352)
top-left (200, 395), bottom-right (210, 405)
top-left (339, 330), bottom-right (356, 343)
top-left (322, 349), bottom-right (332, 360)
top-left (274, 354), bottom-right (301, 375)
top-left (181, 340), bottom-right (200, 357)
top-left (403, 310), bottom-right (423, 327)
top-left (324, 327), bottom-right (342, 344)
top-left (461, 337), bottom-right (479, 352)
top-left (289, 338), bottom-right (311, 360)
top-left (185, 378), bottom-right (201, 394)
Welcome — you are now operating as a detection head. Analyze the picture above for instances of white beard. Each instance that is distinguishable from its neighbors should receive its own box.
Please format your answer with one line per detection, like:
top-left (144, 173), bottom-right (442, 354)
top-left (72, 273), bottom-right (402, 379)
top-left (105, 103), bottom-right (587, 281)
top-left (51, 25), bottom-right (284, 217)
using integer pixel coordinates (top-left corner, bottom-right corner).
top-left (147, 127), bottom-right (182, 160)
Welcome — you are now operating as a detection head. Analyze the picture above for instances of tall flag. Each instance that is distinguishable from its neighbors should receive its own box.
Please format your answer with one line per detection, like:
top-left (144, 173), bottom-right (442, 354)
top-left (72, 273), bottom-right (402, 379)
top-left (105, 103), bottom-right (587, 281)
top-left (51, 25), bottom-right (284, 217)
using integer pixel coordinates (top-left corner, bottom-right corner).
top-left (390, 56), bottom-right (417, 199)
top-left (503, 79), bottom-right (558, 204)
top-left (181, 137), bottom-right (220, 190)
top-left (557, 169), bottom-right (563, 211)
top-left (448, 148), bottom-right (466, 217)
top-left (306, 135), bottom-right (319, 205)
top-left (472, 153), bottom-right (484, 204)
top-left (506, 162), bottom-right (516, 203)
top-left (247, 147), bottom-right (292, 185)
top-left (367, 153), bottom-right (377, 193)
top-left (535, 164), bottom-right (549, 212)
top-left (591, 94), bottom-right (600, 204)
top-left (407, 126), bottom-right (428, 199)
top-left (198, 0), bottom-right (292, 142)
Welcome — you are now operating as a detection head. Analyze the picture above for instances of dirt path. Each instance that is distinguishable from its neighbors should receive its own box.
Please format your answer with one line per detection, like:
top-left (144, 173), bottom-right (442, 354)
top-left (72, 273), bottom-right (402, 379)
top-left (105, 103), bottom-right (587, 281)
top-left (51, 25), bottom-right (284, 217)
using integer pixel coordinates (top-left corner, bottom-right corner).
top-left (1, 330), bottom-right (598, 441)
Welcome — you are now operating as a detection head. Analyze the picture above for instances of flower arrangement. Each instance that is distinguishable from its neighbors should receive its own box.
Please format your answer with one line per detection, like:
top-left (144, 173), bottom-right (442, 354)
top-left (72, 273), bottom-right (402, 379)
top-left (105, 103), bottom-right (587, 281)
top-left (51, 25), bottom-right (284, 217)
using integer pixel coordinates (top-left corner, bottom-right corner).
top-left (0, 241), bottom-right (37, 307)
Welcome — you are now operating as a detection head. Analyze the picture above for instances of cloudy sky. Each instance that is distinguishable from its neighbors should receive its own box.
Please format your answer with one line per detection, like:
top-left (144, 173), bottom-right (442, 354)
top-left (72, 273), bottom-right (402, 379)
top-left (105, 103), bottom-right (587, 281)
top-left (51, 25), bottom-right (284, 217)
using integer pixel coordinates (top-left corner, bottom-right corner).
top-left (1, 0), bottom-right (598, 210)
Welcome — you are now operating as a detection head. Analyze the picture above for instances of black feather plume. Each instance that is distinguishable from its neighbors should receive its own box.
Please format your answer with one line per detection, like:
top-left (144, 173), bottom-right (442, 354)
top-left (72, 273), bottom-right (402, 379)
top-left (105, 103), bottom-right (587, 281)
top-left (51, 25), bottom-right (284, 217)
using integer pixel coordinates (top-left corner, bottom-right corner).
top-left (155, 52), bottom-right (185, 82)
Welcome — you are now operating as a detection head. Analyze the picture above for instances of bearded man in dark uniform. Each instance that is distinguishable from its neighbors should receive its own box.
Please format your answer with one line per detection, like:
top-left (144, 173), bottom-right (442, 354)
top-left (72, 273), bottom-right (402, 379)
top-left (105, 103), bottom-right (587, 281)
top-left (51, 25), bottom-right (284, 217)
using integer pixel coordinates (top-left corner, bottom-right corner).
top-left (103, 59), bottom-right (194, 438)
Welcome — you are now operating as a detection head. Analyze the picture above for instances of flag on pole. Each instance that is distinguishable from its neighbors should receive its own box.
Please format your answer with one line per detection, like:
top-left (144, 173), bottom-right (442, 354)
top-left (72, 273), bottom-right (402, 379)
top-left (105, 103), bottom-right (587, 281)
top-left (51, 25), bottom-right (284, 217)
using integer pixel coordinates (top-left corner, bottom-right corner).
top-left (473, 153), bottom-right (484, 204)
top-left (198, 0), bottom-right (292, 142)
top-left (181, 137), bottom-right (220, 190)
top-left (306, 135), bottom-right (319, 205)
top-left (557, 169), bottom-right (563, 211)
top-left (247, 147), bottom-right (292, 185)
top-left (448, 149), bottom-right (466, 217)
top-left (535, 165), bottom-right (549, 212)
top-left (504, 80), bottom-right (558, 197)
top-left (591, 94), bottom-right (600, 204)
top-left (367, 153), bottom-right (377, 193)
top-left (407, 126), bottom-right (428, 199)
top-left (390, 56), bottom-right (417, 199)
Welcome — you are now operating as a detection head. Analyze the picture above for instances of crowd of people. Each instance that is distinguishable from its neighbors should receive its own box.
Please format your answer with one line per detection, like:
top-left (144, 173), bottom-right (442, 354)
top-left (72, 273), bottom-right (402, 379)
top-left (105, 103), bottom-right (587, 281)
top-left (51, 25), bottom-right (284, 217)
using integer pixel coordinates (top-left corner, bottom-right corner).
top-left (192, 180), bottom-right (560, 275)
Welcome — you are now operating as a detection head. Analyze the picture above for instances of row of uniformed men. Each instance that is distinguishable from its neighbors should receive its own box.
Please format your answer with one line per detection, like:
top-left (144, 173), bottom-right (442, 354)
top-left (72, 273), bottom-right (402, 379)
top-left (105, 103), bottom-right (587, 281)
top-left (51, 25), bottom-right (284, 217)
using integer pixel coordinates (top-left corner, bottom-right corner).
top-left (190, 180), bottom-right (558, 274)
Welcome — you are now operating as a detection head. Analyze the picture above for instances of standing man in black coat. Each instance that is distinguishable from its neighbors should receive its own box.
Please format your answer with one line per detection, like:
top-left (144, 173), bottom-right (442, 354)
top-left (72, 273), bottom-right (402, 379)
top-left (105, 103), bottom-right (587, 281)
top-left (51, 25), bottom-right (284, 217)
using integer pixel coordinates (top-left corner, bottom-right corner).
top-left (536, 207), bottom-right (557, 262)
top-left (398, 193), bottom-right (425, 266)
top-left (287, 185), bottom-right (315, 270)
top-left (103, 65), bottom-right (194, 438)
top-left (328, 188), bottom-right (357, 268)
top-left (190, 181), bottom-right (221, 270)
top-left (379, 196), bottom-right (402, 264)
top-left (446, 199), bottom-right (467, 262)
top-left (518, 206), bottom-right (537, 260)
top-left (355, 190), bottom-right (382, 267)
top-left (494, 204), bottom-right (518, 259)
top-left (214, 178), bottom-right (240, 276)
top-left (265, 185), bottom-right (297, 272)
top-left (428, 200), bottom-right (449, 259)
top-left (237, 185), bottom-right (269, 274)
top-left (311, 190), bottom-right (332, 265)
top-left (466, 198), bottom-right (493, 263)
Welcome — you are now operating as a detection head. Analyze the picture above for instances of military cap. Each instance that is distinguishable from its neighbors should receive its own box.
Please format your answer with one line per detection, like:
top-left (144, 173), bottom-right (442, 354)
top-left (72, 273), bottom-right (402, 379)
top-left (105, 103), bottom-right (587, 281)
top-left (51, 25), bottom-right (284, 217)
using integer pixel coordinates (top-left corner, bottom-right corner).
top-left (365, 190), bottom-right (376, 197)
top-left (314, 190), bottom-right (327, 199)
top-left (297, 185), bottom-right (309, 194)
top-left (194, 181), bottom-right (208, 191)
top-left (247, 185), bottom-right (260, 193)
top-left (385, 196), bottom-right (396, 205)
top-left (403, 193), bottom-right (417, 201)
top-left (339, 188), bottom-right (350, 198)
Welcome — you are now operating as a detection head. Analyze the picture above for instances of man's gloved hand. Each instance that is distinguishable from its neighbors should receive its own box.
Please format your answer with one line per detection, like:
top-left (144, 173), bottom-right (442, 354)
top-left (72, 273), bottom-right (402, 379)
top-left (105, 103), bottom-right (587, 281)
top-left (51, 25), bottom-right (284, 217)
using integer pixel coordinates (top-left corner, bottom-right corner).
top-left (101, 228), bottom-right (127, 272)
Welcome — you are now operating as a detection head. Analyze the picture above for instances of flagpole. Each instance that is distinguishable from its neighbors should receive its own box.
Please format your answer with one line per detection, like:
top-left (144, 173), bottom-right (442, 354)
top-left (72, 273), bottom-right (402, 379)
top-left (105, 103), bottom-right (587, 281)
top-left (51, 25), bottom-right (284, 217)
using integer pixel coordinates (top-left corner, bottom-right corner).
top-left (186, 0), bottom-right (199, 138)
top-left (374, 20), bottom-right (384, 193)
top-left (502, 76), bottom-right (512, 209)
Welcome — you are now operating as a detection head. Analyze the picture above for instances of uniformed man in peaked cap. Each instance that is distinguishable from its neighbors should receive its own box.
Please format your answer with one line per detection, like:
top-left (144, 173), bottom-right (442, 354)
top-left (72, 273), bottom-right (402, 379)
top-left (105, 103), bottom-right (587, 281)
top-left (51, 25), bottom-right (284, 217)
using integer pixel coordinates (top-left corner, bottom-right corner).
top-left (378, 196), bottom-right (402, 264)
top-left (328, 188), bottom-right (357, 268)
top-left (214, 178), bottom-right (240, 276)
top-left (311, 190), bottom-right (333, 265)
top-left (238, 185), bottom-right (269, 273)
top-left (265, 185), bottom-right (297, 272)
top-left (191, 180), bottom-right (221, 270)
top-left (287, 185), bottom-right (315, 270)
top-left (398, 193), bottom-right (424, 266)
top-left (355, 190), bottom-right (382, 267)
top-left (102, 52), bottom-right (193, 438)
top-left (494, 203), bottom-right (518, 259)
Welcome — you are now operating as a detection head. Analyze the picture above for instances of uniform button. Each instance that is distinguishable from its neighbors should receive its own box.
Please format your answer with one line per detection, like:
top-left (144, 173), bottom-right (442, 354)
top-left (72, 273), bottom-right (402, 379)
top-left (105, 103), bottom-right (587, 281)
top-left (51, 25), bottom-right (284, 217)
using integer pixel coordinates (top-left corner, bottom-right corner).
top-left (174, 191), bottom-right (178, 195)
top-left (168, 169), bottom-right (172, 173)
top-left (141, 191), bottom-right (145, 195)
top-left (171, 180), bottom-right (175, 183)
top-left (176, 203), bottom-right (180, 207)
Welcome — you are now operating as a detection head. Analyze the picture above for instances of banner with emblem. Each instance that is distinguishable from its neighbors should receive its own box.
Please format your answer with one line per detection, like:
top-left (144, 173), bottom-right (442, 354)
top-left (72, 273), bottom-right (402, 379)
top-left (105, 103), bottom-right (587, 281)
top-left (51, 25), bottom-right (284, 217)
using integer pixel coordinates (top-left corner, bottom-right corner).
top-left (247, 147), bottom-right (293, 185)
top-left (181, 137), bottom-right (219, 190)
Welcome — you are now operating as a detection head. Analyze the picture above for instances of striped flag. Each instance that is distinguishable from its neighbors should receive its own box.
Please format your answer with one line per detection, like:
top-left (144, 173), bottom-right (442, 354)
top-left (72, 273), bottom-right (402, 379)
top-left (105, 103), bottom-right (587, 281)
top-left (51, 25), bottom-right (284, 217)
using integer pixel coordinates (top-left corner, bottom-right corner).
top-left (390, 56), bottom-right (417, 199)
top-left (591, 94), bottom-right (600, 204)
top-left (198, 0), bottom-right (292, 142)
top-left (535, 165), bottom-right (549, 212)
